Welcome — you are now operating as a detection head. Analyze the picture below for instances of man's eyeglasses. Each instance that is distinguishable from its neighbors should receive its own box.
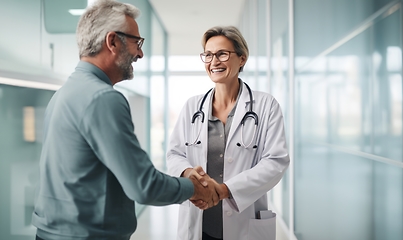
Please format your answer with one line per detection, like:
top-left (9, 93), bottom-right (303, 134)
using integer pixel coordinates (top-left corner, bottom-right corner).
top-left (115, 31), bottom-right (145, 50)
top-left (200, 50), bottom-right (237, 63)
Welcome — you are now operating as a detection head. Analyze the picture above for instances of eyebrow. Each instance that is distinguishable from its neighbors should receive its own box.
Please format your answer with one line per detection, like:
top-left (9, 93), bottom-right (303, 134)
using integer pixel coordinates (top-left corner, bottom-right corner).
top-left (203, 49), bottom-right (233, 53)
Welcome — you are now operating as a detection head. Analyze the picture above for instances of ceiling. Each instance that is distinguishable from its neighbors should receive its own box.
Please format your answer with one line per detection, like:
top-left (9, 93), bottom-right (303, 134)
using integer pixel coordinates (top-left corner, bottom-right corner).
top-left (148, 0), bottom-right (246, 56)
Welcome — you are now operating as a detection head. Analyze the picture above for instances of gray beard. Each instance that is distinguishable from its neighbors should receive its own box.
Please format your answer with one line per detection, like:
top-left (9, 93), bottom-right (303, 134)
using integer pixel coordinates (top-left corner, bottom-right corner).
top-left (116, 45), bottom-right (134, 80)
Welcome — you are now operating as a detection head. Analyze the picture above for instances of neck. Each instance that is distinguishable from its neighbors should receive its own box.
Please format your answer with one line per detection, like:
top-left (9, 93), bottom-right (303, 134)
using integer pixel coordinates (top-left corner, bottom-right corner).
top-left (213, 79), bottom-right (240, 107)
top-left (81, 55), bottom-right (121, 85)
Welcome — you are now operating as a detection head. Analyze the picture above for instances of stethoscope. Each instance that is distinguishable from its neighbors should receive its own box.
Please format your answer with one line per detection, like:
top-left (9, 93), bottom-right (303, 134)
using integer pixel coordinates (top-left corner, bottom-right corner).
top-left (185, 82), bottom-right (259, 149)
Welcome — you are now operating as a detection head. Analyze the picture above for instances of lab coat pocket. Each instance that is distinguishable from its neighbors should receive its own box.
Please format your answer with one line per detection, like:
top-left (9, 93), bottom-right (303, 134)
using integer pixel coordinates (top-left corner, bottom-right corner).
top-left (247, 213), bottom-right (276, 240)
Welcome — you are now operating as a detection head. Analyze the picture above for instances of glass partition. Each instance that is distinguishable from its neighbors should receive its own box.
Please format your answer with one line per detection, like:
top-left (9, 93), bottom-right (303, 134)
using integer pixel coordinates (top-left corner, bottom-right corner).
top-left (239, 0), bottom-right (292, 229)
top-left (239, 0), bottom-right (403, 239)
top-left (0, 84), bottom-right (55, 240)
top-left (294, 2), bottom-right (402, 239)
top-left (0, 0), bottom-right (169, 238)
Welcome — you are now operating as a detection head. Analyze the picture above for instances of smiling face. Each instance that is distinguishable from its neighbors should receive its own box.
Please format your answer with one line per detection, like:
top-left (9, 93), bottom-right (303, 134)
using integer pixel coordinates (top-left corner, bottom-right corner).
top-left (203, 36), bottom-right (246, 84)
top-left (116, 16), bottom-right (144, 80)
top-left (116, 43), bottom-right (136, 80)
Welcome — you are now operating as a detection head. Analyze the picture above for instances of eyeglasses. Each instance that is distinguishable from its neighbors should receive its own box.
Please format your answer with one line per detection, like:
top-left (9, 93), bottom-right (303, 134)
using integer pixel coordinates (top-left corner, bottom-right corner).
top-left (200, 50), bottom-right (237, 63)
top-left (115, 31), bottom-right (145, 50)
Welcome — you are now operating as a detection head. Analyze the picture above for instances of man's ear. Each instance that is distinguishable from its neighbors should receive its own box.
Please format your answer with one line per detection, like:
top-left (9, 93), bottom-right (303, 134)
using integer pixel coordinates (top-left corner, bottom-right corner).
top-left (105, 32), bottom-right (119, 54)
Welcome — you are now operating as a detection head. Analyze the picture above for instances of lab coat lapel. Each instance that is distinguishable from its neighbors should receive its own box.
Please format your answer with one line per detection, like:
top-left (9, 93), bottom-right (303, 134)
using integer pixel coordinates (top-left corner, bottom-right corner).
top-left (227, 82), bottom-right (251, 147)
top-left (199, 90), bottom-right (213, 165)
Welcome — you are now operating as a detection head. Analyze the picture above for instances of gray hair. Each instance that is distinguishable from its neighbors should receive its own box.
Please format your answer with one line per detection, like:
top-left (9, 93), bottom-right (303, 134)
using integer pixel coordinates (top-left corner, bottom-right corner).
top-left (76, 0), bottom-right (141, 58)
top-left (201, 26), bottom-right (249, 72)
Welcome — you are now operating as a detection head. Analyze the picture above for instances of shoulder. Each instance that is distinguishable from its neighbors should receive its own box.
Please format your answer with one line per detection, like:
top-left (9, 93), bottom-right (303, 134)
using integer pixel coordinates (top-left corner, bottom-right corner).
top-left (251, 90), bottom-right (283, 115)
top-left (92, 88), bottom-right (128, 110)
top-left (183, 93), bottom-right (206, 109)
top-left (252, 90), bottom-right (276, 104)
top-left (67, 75), bottom-right (128, 113)
top-left (175, 93), bottom-right (208, 123)
top-left (70, 68), bottom-right (126, 104)
top-left (189, 94), bottom-right (204, 103)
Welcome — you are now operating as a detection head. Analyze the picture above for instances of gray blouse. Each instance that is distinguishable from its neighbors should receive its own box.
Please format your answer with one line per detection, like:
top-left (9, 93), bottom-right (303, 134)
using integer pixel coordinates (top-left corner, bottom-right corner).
top-left (202, 85), bottom-right (242, 238)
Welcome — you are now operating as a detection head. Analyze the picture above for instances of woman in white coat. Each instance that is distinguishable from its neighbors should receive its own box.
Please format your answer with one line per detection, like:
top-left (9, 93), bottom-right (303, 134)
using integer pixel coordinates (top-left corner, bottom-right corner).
top-left (166, 26), bottom-right (290, 240)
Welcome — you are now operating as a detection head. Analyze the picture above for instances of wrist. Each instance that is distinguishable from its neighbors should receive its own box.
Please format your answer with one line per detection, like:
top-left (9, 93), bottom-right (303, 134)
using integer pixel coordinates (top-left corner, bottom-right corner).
top-left (181, 168), bottom-right (193, 178)
top-left (220, 183), bottom-right (231, 199)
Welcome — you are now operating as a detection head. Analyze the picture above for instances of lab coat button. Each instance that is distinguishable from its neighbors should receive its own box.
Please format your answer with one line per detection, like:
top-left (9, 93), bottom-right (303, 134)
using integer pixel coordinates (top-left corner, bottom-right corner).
top-left (226, 211), bottom-right (232, 216)
top-left (220, 154), bottom-right (223, 158)
top-left (228, 158), bottom-right (233, 163)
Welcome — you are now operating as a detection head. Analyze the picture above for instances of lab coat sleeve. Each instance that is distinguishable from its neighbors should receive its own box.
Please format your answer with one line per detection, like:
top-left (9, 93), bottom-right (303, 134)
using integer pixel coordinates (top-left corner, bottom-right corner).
top-left (80, 90), bottom-right (194, 205)
top-left (166, 97), bottom-right (197, 177)
top-left (225, 96), bottom-right (290, 213)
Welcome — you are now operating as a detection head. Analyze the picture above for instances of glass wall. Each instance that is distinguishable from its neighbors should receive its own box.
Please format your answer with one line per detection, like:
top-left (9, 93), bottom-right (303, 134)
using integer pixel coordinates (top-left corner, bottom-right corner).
top-left (240, 0), bottom-right (403, 239)
top-left (294, 1), bottom-right (402, 239)
top-left (268, 0), bottom-right (291, 227)
top-left (0, 0), bottom-right (168, 239)
top-left (0, 85), bottom-right (55, 240)
top-left (240, 0), bottom-right (292, 231)
top-left (149, 11), bottom-right (168, 170)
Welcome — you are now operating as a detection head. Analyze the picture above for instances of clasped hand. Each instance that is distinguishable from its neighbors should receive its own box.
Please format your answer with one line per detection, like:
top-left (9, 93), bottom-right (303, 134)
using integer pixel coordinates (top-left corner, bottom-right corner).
top-left (186, 166), bottom-right (229, 210)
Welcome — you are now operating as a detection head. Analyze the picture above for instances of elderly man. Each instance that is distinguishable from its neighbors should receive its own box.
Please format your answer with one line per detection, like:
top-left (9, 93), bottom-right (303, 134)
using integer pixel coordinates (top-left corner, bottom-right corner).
top-left (31, 1), bottom-right (219, 239)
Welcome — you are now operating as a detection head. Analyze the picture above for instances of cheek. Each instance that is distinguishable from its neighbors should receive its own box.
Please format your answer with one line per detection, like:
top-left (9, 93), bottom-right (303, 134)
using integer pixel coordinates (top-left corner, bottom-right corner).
top-left (129, 48), bottom-right (137, 57)
top-left (230, 62), bottom-right (241, 73)
top-left (204, 63), bottom-right (210, 73)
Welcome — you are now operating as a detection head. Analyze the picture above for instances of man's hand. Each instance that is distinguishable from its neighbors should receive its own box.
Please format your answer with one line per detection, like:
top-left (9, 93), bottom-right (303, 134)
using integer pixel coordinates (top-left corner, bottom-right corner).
top-left (182, 166), bottom-right (207, 186)
top-left (189, 174), bottom-right (219, 210)
top-left (191, 179), bottom-right (230, 209)
top-left (184, 166), bottom-right (231, 209)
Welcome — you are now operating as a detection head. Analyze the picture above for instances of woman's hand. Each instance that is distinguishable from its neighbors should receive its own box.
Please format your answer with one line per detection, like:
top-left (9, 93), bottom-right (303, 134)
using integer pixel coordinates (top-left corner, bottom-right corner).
top-left (182, 166), bottom-right (230, 209)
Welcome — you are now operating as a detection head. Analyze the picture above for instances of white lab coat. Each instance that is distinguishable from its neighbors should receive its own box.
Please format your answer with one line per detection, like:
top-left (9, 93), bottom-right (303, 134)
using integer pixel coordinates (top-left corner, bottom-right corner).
top-left (167, 81), bottom-right (290, 240)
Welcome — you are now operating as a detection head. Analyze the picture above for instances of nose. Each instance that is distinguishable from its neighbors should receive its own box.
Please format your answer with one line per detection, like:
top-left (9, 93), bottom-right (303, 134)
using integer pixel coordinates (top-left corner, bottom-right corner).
top-left (210, 54), bottom-right (221, 64)
top-left (137, 48), bottom-right (144, 59)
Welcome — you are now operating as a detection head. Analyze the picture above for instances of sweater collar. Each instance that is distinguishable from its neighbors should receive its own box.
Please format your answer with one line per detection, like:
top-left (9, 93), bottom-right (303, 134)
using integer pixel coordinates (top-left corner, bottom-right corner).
top-left (76, 61), bottom-right (113, 85)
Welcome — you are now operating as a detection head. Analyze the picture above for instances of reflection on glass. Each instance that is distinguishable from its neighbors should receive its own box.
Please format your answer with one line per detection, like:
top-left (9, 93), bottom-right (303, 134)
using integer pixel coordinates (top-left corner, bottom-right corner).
top-left (294, 4), bottom-right (402, 240)
top-left (0, 85), bottom-right (54, 239)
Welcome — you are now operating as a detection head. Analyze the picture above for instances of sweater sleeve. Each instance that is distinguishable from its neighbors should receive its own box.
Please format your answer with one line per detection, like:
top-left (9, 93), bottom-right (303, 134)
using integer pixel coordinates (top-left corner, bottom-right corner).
top-left (79, 89), bottom-right (194, 205)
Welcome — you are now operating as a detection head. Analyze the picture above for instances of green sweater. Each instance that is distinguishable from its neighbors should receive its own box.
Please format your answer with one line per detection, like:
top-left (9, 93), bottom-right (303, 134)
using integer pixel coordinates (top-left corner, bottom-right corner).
top-left (32, 61), bottom-right (193, 240)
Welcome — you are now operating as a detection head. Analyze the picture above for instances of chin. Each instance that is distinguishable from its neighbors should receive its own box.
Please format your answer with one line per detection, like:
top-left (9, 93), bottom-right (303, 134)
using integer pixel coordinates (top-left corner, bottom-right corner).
top-left (209, 76), bottom-right (227, 84)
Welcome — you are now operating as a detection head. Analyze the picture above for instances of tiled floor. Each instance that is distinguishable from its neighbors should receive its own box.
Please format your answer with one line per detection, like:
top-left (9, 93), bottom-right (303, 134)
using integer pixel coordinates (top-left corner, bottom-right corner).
top-left (130, 204), bottom-right (288, 240)
top-left (130, 204), bottom-right (180, 240)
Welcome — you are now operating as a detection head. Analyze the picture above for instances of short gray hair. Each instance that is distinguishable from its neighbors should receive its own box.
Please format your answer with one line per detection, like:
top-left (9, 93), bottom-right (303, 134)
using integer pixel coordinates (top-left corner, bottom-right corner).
top-left (201, 26), bottom-right (249, 72)
top-left (76, 0), bottom-right (141, 58)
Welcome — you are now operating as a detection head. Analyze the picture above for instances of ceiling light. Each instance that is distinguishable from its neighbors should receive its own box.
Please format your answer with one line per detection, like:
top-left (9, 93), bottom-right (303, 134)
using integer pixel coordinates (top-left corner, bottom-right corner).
top-left (0, 77), bottom-right (61, 91)
top-left (68, 9), bottom-right (86, 16)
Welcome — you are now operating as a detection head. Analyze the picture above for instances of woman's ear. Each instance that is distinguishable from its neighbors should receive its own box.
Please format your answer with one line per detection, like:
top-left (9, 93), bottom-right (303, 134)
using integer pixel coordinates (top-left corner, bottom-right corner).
top-left (240, 55), bottom-right (247, 66)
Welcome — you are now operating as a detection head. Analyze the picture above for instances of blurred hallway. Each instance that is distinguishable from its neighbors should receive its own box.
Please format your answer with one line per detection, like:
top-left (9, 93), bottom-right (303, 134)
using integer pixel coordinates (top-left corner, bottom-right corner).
top-left (130, 205), bottom-right (179, 240)
top-left (130, 205), bottom-right (289, 240)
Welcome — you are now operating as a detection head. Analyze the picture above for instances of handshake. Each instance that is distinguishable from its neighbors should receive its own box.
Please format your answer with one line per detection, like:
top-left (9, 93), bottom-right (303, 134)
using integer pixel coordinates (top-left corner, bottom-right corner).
top-left (185, 166), bottom-right (230, 210)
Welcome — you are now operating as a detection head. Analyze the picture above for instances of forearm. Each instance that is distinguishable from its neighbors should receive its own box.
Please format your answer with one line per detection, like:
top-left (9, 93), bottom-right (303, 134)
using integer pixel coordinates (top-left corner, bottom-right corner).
top-left (181, 168), bottom-right (193, 177)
